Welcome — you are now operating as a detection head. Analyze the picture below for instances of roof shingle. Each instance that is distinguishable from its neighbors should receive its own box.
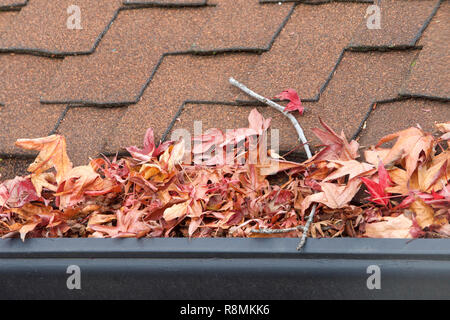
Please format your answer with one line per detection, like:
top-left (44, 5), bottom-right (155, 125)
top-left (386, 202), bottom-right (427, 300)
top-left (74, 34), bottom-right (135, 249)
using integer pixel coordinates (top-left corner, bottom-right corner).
top-left (0, 0), bottom-right (122, 56)
top-left (0, 0), bottom-right (448, 178)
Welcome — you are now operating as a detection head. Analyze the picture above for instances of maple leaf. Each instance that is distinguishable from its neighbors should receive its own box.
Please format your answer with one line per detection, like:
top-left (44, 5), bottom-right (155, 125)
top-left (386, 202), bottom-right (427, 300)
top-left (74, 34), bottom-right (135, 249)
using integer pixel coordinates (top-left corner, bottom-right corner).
top-left (163, 201), bottom-right (189, 221)
top-left (375, 127), bottom-right (434, 178)
top-left (419, 151), bottom-right (449, 192)
top-left (89, 207), bottom-right (150, 238)
top-left (0, 176), bottom-right (40, 208)
top-left (323, 160), bottom-right (375, 182)
top-left (409, 198), bottom-right (443, 229)
top-left (15, 135), bottom-right (73, 186)
top-left (87, 213), bottom-right (115, 227)
top-left (360, 161), bottom-right (392, 207)
top-left (248, 108), bottom-right (272, 135)
top-left (274, 89), bottom-right (304, 115)
top-left (301, 178), bottom-right (362, 214)
top-left (126, 128), bottom-right (155, 162)
top-left (56, 165), bottom-right (118, 209)
top-left (387, 151), bottom-right (449, 195)
top-left (308, 119), bottom-right (359, 162)
top-left (364, 214), bottom-right (413, 238)
top-left (126, 128), bottom-right (172, 162)
top-left (436, 121), bottom-right (450, 146)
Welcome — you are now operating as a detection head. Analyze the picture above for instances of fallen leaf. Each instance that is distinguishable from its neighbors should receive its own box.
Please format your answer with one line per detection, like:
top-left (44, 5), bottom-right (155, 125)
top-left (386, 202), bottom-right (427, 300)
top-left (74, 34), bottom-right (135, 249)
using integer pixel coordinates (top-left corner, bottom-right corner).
top-left (301, 178), bottom-right (361, 214)
top-left (360, 161), bottom-right (392, 207)
top-left (376, 127), bottom-right (434, 177)
top-left (309, 119), bottom-right (359, 162)
top-left (15, 135), bottom-right (73, 185)
top-left (0, 176), bottom-right (40, 208)
top-left (274, 89), bottom-right (304, 115)
top-left (410, 198), bottom-right (435, 228)
top-left (163, 201), bottom-right (189, 221)
top-left (365, 214), bottom-right (413, 238)
top-left (323, 160), bottom-right (375, 182)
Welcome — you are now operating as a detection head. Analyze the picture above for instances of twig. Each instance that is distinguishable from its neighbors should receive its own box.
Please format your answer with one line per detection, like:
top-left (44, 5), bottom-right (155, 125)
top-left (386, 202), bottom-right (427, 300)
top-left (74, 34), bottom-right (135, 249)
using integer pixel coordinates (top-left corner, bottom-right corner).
top-left (229, 77), bottom-right (317, 251)
top-left (296, 203), bottom-right (317, 250)
top-left (251, 225), bottom-right (306, 234)
top-left (229, 77), bottom-right (312, 159)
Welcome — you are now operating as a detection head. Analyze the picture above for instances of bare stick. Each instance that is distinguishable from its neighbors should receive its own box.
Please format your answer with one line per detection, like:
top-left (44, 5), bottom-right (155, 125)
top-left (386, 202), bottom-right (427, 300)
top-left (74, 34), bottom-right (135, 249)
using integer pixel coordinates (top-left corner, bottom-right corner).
top-left (251, 225), bottom-right (306, 234)
top-left (296, 203), bottom-right (317, 250)
top-left (229, 77), bottom-right (312, 159)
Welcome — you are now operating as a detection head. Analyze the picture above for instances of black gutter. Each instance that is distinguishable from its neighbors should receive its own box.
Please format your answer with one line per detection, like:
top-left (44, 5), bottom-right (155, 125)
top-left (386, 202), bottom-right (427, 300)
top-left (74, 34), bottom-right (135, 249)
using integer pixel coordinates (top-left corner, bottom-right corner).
top-left (0, 238), bottom-right (449, 299)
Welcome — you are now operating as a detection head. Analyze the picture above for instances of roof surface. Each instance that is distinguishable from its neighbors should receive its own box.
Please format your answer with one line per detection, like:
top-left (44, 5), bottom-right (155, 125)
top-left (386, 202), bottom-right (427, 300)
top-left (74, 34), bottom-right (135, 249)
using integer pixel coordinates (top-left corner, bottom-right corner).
top-left (0, 0), bottom-right (449, 179)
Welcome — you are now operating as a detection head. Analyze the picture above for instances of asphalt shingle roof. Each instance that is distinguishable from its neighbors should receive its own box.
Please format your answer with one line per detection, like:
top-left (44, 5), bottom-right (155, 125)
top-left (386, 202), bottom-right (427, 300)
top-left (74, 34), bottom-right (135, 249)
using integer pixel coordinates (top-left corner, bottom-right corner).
top-left (0, 0), bottom-right (448, 179)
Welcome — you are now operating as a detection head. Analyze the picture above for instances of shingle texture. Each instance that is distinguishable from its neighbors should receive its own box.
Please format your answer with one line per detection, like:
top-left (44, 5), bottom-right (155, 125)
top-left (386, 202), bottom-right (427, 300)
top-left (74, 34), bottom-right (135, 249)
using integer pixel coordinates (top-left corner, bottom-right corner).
top-left (0, 0), bottom-right (448, 177)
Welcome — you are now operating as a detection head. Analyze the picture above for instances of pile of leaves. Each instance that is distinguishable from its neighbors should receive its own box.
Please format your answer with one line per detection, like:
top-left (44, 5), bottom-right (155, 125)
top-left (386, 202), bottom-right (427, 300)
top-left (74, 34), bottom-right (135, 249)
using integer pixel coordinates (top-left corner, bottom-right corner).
top-left (0, 109), bottom-right (448, 240)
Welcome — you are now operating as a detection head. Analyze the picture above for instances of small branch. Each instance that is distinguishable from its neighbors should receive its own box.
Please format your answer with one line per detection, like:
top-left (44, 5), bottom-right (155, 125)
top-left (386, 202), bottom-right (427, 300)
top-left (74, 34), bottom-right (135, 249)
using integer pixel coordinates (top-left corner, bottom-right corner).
top-left (229, 77), bottom-right (312, 159)
top-left (251, 225), bottom-right (306, 234)
top-left (296, 203), bottom-right (317, 251)
top-left (229, 77), bottom-right (317, 251)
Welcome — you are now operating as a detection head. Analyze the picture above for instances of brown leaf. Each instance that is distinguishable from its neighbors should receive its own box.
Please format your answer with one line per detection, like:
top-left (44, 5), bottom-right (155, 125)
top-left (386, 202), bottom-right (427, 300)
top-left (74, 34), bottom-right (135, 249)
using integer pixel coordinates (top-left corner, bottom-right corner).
top-left (88, 213), bottom-right (116, 227)
top-left (386, 167), bottom-right (410, 195)
top-left (323, 160), bottom-right (375, 182)
top-left (365, 214), bottom-right (413, 238)
top-left (163, 201), bottom-right (189, 221)
top-left (56, 165), bottom-right (103, 209)
top-left (19, 222), bottom-right (39, 241)
top-left (301, 178), bottom-right (361, 214)
top-left (376, 127), bottom-right (434, 177)
top-left (410, 198), bottom-right (435, 229)
top-left (309, 119), bottom-right (359, 162)
top-left (15, 135), bottom-right (73, 185)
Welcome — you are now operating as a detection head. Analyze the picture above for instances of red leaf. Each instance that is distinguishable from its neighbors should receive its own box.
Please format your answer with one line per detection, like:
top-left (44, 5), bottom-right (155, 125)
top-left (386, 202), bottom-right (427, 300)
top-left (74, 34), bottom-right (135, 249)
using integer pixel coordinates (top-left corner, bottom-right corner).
top-left (0, 176), bottom-right (40, 208)
top-left (360, 161), bottom-right (392, 207)
top-left (126, 128), bottom-right (171, 161)
top-left (274, 89), bottom-right (304, 115)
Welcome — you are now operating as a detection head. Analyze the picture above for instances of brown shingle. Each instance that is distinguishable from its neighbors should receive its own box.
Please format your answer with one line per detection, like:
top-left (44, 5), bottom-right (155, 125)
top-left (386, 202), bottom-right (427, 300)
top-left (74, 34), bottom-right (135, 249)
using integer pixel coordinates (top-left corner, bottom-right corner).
top-left (56, 107), bottom-right (126, 165)
top-left (349, 0), bottom-right (439, 48)
top-left (41, 6), bottom-right (210, 105)
top-left (238, 2), bottom-right (365, 102)
top-left (0, 0), bottom-right (122, 55)
top-left (401, 1), bottom-right (450, 99)
top-left (193, 0), bottom-right (292, 51)
top-left (0, 55), bottom-right (65, 156)
top-left (105, 53), bottom-right (258, 153)
top-left (0, 10), bottom-right (17, 32)
top-left (306, 51), bottom-right (416, 146)
top-left (0, 158), bottom-right (29, 180)
top-left (359, 99), bottom-right (450, 148)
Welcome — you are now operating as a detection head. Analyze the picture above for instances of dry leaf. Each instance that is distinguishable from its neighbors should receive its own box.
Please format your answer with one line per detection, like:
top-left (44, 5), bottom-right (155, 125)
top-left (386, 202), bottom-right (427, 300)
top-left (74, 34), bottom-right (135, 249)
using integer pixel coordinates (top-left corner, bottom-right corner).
top-left (15, 135), bottom-right (73, 185)
top-left (365, 214), bottom-right (413, 238)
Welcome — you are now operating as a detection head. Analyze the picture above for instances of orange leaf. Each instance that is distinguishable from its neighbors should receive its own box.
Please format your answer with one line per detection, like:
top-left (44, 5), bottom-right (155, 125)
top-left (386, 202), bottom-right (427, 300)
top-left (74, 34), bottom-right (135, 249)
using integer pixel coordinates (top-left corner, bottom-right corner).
top-left (365, 214), bottom-right (413, 238)
top-left (15, 135), bottom-right (73, 186)
top-left (376, 127), bottom-right (434, 177)
top-left (163, 201), bottom-right (189, 221)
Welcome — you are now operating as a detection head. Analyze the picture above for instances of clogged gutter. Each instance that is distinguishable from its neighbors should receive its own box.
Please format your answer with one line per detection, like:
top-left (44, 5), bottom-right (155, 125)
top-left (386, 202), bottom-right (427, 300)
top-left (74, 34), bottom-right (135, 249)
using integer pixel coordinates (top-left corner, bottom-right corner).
top-left (0, 81), bottom-right (449, 248)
